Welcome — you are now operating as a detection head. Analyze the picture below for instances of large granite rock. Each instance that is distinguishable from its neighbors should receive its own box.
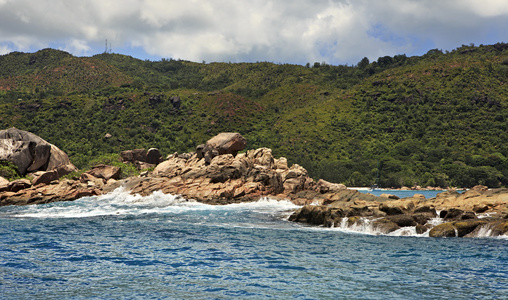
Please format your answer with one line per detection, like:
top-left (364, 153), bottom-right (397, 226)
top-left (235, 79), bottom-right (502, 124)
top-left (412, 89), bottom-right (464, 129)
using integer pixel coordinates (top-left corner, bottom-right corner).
top-left (32, 170), bottom-right (59, 186)
top-left (316, 179), bottom-right (346, 194)
top-left (205, 132), bottom-right (247, 156)
top-left (121, 148), bottom-right (162, 169)
top-left (146, 148), bottom-right (163, 165)
top-left (7, 179), bottom-right (32, 193)
top-left (0, 128), bottom-right (77, 175)
top-left (85, 165), bottom-right (121, 181)
top-left (196, 132), bottom-right (247, 164)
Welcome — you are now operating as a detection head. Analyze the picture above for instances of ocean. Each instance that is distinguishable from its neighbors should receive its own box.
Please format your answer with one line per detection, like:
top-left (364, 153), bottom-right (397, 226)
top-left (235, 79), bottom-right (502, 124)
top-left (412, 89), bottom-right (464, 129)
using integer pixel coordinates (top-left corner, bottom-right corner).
top-left (1, 188), bottom-right (506, 299)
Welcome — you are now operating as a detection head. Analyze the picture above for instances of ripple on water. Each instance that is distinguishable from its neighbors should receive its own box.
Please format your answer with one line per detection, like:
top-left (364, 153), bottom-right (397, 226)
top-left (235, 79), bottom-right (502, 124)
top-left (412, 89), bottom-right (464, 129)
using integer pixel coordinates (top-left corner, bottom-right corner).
top-left (0, 194), bottom-right (507, 299)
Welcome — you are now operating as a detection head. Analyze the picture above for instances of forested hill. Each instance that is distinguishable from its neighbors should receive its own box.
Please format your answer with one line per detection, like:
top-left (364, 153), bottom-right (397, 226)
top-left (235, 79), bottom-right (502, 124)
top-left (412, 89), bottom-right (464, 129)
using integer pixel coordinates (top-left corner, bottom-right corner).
top-left (1, 43), bottom-right (508, 188)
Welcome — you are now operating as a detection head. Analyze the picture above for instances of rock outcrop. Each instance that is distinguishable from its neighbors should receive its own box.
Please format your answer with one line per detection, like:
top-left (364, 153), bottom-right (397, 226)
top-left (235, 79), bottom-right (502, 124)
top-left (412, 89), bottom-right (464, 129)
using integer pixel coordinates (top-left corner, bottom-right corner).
top-left (289, 187), bottom-right (508, 238)
top-left (1, 131), bottom-right (507, 238)
top-left (84, 165), bottom-right (121, 181)
top-left (128, 147), bottom-right (299, 204)
top-left (0, 128), bottom-right (77, 176)
top-left (0, 179), bottom-right (101, 206)
top-left (121, 148), bottom-right (163, 170)
top-left (196, 132), bottom-right (247, 164)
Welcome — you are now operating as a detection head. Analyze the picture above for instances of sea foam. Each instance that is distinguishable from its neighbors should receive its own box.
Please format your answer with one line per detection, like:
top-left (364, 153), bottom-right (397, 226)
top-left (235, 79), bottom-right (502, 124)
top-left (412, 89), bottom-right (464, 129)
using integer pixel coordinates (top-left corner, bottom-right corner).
top-left (8, 187), bottom-right (300, 219)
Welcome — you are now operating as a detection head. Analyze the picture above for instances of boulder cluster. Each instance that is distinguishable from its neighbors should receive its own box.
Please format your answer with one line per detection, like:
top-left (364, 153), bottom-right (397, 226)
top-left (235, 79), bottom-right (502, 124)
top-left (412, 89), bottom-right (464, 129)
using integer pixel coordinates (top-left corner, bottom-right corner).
top-left (122, 147), bottom-right (316, 204)
top-left (117, 132), bottom-right (348, 205)
top-left (0, 164), bottom-right (122, 206)
top-left (289, 186), bottom-right (508, 237)
top-left (1, 129), bottom-right (507, 238)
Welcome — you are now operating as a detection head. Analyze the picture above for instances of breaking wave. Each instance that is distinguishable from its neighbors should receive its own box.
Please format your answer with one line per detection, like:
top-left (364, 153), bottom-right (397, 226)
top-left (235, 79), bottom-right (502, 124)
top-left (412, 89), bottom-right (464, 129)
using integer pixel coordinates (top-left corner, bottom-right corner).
top-left (3, 187), bottom-right (300, 220)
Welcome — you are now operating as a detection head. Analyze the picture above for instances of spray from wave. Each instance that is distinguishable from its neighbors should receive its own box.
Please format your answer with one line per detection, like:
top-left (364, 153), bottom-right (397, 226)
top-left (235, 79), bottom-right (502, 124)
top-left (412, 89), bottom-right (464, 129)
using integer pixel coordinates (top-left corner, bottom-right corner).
top-left (302, 215), bottom-right (508, 239)
top-left (2, 188), bottom-right (505, 239)
top-left (4, 187), bottom-right (300, 219)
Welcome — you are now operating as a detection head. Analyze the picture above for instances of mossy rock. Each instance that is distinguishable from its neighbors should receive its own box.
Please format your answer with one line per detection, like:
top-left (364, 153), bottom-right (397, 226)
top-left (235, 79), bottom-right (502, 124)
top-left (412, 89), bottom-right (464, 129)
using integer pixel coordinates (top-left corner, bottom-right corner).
top-left (491, 221), bottom-right (508, 236)
top-left (414, 206), bottom-right (437, 216)
top-left (412, 213), bottom-right (433, 225)
top-left (379, 203), bottom-right (404, 215)
top-left (415, 224), bottom-right (431, 234)
top-left (347, 216), bottom-right (361, 226)
top-left (372, 218), bottom-right (400, 234)
top-left (440, 208), bottom-right (464, 220)
top-left (429, 223), bottom-right (456, 237)
top-left (452, 220), bottom-right (488, 237)
top-left (387, 215), bottom-right (418, 227)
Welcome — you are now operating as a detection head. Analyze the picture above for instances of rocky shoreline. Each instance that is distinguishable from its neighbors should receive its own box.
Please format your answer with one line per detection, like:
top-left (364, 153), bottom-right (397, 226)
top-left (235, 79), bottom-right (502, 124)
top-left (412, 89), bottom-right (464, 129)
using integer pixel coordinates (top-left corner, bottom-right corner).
top-left (1, 129), bottom-right (507, 238)
top-left (288, 187), bottom-right (508, 237)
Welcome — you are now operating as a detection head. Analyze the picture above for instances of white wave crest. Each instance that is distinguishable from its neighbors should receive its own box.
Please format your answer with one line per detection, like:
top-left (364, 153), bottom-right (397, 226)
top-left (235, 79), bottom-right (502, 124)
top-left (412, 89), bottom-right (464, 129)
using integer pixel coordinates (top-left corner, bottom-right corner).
top-left (318, 216), bottom-right (508, 239)
top-left (8, 188), bottom-right (300, 219)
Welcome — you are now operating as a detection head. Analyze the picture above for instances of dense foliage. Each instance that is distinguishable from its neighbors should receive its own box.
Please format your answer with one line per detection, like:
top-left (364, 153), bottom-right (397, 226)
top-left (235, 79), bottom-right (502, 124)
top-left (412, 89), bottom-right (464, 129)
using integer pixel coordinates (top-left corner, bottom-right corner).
top-left (1, 44), bottom-right (507, 188)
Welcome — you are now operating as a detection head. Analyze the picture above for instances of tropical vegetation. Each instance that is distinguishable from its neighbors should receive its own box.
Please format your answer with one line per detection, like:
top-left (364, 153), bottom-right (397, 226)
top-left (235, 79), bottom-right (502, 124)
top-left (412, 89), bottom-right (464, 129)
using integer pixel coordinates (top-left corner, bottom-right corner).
top-left (1, 43), bottom-right (507, 188)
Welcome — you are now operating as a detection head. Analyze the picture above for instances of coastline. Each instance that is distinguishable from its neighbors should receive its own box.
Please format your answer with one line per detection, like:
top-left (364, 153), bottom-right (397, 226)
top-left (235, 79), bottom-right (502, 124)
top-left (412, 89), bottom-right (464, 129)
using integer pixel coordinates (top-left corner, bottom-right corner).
top-left (1, 131), bottom-right (507, 238)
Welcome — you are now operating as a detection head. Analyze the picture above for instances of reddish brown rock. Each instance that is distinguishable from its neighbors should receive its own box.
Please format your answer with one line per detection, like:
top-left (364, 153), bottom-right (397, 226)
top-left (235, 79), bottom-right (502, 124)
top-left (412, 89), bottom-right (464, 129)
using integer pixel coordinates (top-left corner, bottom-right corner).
top-left (8, 179), bottom-right (31, 192)
top-left (316, 179), bottom-right (346, 194)
top-left (196, 133), bottom-right (247, 164)
top-left (0, 179), bottom-right (102, 206)
top-left (79, 173), bottom-right (105, 189)
top-left (205, 132), bottom-right (246, 156)
top-left (32, 170), bottom-right (59, 186)
top-left (121, 149), bottom-right (147, 163)
top-left (146, 148), bottom-right (163, 165)
top-left (85, 165), bottom-right (121, 181)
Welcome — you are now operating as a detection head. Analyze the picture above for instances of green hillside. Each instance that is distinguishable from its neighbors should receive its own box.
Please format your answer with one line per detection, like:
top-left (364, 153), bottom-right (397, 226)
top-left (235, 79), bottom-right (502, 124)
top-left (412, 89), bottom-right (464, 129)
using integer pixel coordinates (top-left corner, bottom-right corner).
top-left (1, 44), bottom-right (508, 188)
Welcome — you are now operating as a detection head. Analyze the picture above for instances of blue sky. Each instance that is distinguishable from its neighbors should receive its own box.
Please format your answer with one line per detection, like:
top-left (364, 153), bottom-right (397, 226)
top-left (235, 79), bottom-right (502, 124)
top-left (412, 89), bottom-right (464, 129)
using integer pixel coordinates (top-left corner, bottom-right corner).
top-left (0, 0), bottom-right (507, 66)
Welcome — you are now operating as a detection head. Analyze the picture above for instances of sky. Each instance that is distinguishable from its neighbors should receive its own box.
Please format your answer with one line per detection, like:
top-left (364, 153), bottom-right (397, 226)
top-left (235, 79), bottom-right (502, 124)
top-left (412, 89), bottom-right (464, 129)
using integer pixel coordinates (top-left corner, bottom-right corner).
top-left (0, 0), bottom-right (507, 66)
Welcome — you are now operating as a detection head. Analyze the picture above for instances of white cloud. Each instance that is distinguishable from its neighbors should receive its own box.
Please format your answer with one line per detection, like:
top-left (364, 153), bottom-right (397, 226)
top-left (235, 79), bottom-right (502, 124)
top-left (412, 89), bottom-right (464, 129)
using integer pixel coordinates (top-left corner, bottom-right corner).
top-left (62, 39), bottom-right (92, 56)
top-left (0, 0), bottom-right (507, 65)
top-left (462, 0), bottom-right (508, 17)
top-left (0, 45), bottom-right (12, 55)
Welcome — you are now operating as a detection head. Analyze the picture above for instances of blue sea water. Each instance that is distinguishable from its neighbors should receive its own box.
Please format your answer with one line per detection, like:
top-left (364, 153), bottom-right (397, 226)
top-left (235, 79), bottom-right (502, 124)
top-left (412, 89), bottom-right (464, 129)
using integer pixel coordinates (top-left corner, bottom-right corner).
top-left (0, 188), bottom-right (507, 299)
top-left (356, 188), bottom-right (454, 199)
